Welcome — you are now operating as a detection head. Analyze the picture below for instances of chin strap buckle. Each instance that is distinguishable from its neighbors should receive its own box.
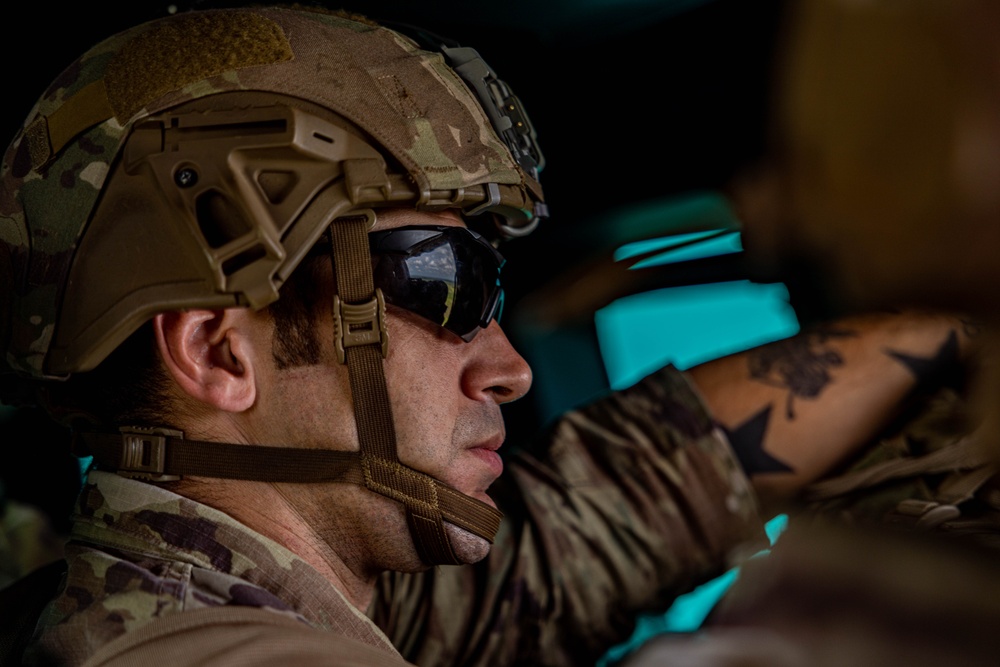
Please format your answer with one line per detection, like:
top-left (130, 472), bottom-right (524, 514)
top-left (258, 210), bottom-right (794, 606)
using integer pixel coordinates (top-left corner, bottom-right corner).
top-left (333, 288), bottom-right (388, 364)
top-left (118, 426), bottom-right (183, 482)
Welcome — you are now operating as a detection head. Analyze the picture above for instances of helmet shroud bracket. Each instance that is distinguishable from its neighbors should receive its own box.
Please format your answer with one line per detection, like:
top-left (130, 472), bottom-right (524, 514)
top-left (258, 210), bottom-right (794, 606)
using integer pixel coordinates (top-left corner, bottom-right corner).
top-left (47, 93), bottom-right (535, 378)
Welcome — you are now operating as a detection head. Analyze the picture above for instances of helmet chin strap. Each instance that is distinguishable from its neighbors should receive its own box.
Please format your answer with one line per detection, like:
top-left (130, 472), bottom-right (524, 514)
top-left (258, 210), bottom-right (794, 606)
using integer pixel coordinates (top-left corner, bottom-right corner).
top-left (78, 210), bottom-right (503, 566)
top-left (325, 210), bottom-right (498, 565)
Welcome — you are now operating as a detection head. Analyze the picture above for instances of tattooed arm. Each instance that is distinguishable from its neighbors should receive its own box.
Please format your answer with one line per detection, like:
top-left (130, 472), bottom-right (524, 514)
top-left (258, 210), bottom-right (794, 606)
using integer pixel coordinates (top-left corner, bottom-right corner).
top-left (684, 311), bottom-right (978, 516)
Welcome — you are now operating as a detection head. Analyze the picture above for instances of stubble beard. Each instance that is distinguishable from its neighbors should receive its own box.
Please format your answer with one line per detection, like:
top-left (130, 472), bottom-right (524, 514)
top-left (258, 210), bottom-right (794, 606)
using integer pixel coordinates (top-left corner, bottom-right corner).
top-left (440, 403), bottom-right (505, 564)
top-left (444, 521), bottom-right (492, 564)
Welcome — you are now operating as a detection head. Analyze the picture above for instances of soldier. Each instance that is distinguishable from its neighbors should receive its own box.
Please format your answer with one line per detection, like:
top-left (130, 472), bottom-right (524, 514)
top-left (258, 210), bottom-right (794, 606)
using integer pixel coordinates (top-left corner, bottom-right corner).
top-left (0, 5), bottom-right (974, 666)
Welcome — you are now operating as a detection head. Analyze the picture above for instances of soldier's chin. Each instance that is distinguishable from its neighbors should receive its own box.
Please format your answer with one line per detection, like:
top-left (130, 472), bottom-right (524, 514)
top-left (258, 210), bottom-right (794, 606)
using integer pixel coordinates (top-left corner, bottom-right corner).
top-left (444, 521), bottom-right (491, 564)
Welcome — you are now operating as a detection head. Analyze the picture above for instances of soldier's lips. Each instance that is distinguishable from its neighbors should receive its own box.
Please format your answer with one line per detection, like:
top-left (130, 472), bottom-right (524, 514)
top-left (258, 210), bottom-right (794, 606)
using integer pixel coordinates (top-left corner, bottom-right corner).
top-left (467, 447), bottom-right (503, 480)
top-left (466, 435), bottom-right (504, 481)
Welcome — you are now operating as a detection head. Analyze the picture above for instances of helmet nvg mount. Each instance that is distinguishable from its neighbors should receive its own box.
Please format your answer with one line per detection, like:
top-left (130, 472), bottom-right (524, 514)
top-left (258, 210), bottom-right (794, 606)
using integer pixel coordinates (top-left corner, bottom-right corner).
top-left (0, 7), bottom-right (546, 566)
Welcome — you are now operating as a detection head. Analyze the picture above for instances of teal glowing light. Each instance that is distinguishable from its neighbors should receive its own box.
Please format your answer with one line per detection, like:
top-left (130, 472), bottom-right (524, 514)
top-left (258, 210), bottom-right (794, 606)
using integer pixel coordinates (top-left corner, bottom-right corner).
top-left (594, 215), bottom-right (799, 664)
top-left (596, 279), bottom-right (800, 389)
top-left (614, 230), bottom-right (742, 268)
top-left (598, 514), bottom-right (789, 666)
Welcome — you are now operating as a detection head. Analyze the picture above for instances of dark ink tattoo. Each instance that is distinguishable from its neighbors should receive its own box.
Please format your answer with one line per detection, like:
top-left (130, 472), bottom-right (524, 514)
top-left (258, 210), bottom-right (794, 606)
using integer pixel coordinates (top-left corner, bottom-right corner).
top-left (885, 330), bottom-right (964, 397)
top-left (747, 327), bottom-right (857, 419)
top-left (720, 405), bottom-right (793, 475)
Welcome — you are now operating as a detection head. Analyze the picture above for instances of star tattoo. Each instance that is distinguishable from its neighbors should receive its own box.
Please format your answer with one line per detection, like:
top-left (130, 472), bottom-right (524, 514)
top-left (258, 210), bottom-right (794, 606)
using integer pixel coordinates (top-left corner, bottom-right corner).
top-left (720, 405), bottom-right (793, 475)
top-left (884, 330), bottom-right (964, 399)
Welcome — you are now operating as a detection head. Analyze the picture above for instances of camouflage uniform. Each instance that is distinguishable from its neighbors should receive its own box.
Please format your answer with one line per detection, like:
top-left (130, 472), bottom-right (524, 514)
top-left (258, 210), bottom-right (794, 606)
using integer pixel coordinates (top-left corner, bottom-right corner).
top-left (24, 367), bottom-right (763, 667)
top-left (23, 473), bottom-right (399, 666)
top-left (625, 519), bottom-right (1000, 667)
top-left (800, 386), bottom-right (1000, 548)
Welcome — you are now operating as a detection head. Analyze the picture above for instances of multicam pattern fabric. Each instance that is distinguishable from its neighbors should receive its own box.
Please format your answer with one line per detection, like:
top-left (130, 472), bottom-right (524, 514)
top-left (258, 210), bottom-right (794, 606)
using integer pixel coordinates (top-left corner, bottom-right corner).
top-left (23, 472), bottom-right (400, 666)
top-left (371, 367), bottom-right (764, 666)
top-left (800, 386), bottom-right (1000, 545)
top-left (634, 520), bottom-right (1000, 666)
top-left (24, 367), bottom-right (763, 666)
top-left (0, 7), bottom-right (539, 379)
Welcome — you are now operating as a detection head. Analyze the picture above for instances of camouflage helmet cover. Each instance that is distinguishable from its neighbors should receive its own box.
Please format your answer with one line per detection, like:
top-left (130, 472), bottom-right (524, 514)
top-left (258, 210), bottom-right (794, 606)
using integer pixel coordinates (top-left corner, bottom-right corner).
top-left (0, 6), bottom-right (545, 382)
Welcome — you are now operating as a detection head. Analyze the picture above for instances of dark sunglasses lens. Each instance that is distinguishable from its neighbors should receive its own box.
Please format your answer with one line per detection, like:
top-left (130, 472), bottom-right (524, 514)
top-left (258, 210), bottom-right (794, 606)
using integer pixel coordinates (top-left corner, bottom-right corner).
top-left (370, 227), bottom-right (503, 340)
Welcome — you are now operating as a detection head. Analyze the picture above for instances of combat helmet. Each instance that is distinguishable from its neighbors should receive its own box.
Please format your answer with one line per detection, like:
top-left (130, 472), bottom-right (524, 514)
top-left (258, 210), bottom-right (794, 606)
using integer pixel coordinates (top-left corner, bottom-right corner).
top-left (0, 6), bottom-right (546, 565)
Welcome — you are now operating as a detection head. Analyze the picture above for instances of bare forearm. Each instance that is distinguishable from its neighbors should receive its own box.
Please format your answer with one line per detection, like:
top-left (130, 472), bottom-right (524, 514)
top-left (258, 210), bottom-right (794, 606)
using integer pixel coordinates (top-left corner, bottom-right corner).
top-left (685, 311), bottom-right (978, 515)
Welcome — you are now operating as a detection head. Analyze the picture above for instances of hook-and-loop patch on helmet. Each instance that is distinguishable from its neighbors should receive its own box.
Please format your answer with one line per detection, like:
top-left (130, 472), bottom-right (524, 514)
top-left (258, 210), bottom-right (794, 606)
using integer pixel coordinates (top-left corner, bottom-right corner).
top-left (0, 7), bottom-right (546, 382)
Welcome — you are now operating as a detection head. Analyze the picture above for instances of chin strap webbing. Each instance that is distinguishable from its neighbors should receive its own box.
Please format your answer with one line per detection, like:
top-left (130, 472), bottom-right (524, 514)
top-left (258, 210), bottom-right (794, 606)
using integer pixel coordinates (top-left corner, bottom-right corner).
top-left (329, 213), bottom-right (462, 565)
top-left (76, 431), bottom-right (503, 541)
top-left (77, 211), bottom-right (503, 567)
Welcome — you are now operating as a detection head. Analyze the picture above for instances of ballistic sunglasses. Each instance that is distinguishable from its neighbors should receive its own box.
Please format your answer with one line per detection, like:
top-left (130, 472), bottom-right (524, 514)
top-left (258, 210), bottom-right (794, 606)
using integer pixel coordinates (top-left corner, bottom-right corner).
top-left (369, 225), bottom-right (505, 342)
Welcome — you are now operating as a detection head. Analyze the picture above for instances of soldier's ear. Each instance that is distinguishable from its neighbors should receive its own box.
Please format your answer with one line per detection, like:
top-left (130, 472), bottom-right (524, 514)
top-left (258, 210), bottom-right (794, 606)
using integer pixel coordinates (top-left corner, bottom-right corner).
top-left (152, 309), bottom-right (258, 412)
